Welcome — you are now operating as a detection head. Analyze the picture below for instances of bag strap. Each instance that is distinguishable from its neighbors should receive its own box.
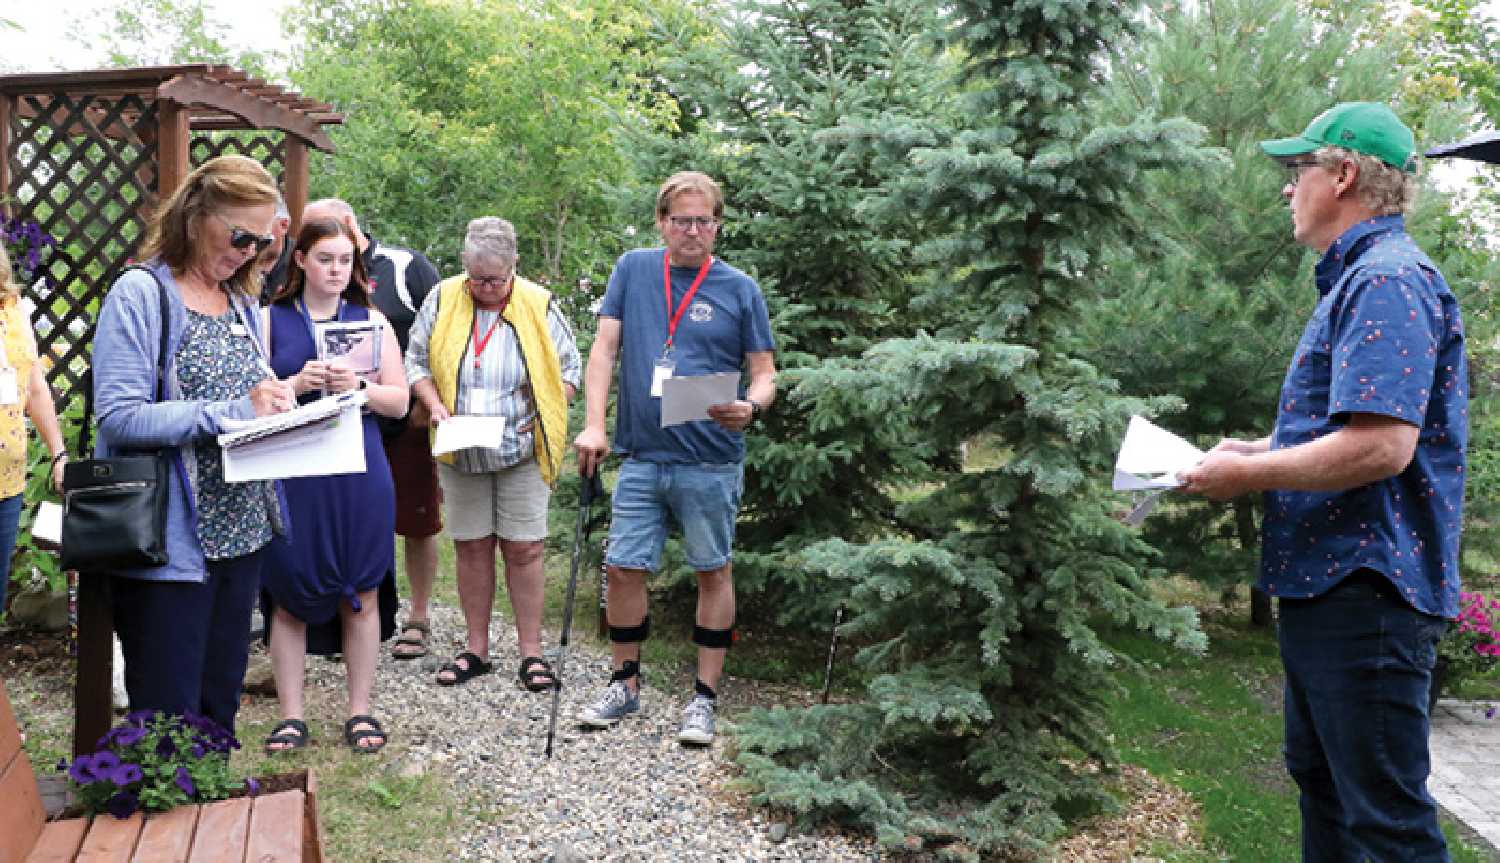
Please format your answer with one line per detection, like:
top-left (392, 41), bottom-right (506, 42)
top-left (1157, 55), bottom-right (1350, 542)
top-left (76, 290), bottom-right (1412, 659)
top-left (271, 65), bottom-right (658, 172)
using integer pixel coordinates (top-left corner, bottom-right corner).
top-left (79, 266), bottom-right (171, 455)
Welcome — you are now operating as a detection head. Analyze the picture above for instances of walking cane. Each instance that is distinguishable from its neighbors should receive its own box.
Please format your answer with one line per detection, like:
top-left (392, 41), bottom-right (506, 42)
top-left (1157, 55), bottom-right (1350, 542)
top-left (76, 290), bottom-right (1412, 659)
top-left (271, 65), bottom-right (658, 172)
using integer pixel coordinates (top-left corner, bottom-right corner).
top-left (546, 471), bottom-right (605, 758)
top-left (820, 603), bottom-right (845, 705)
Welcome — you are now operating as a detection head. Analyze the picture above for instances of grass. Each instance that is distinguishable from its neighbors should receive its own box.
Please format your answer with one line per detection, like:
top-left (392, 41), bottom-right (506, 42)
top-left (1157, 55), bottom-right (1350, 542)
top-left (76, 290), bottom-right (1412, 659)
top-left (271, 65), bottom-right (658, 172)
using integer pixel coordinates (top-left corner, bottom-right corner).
top-left (1099, 602), bottom-right (1496, 861)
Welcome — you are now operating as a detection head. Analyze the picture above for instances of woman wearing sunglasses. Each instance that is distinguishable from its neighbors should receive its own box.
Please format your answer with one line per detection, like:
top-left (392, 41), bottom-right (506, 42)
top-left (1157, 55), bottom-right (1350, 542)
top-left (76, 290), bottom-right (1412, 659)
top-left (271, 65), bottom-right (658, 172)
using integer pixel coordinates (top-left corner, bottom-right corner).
top-left (91, 154), bottom-right (297, 735)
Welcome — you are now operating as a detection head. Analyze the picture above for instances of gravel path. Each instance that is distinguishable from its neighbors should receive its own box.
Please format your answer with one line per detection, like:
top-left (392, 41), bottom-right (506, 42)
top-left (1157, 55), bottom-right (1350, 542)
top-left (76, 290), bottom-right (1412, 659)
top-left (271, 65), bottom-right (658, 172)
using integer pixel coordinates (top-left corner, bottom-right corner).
top-left (294, 602), bottom-right (881, 862)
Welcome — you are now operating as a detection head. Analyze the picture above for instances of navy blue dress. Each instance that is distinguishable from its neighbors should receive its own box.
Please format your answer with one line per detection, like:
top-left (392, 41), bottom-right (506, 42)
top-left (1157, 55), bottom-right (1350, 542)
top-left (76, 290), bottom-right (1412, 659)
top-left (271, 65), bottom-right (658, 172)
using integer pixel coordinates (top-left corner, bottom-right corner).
top-left (262, 300), bottom-right (397, 637)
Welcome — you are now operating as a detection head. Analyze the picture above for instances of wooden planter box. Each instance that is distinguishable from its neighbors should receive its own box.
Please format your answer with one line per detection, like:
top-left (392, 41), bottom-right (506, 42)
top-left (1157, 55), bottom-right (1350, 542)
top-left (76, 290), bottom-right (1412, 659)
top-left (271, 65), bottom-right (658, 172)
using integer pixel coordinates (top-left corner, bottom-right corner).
top-left (2, 683), bottom-right (326, 863)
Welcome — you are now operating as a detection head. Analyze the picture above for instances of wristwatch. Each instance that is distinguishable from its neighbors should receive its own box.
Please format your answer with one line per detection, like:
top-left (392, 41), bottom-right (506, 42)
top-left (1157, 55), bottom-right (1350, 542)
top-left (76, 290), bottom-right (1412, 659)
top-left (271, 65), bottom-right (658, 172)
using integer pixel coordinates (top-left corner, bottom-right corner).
top-left (357, 378), bottom-right (369, 392)
top-left (747, 398), bottom-right (762, 419)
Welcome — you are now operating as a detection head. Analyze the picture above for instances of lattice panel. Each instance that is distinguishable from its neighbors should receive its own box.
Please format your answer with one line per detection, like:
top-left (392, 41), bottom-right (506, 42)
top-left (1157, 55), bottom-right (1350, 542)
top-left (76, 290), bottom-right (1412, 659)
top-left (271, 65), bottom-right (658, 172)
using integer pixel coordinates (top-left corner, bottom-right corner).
top-left (191, 132), bottom-right (286, 186)
top-left (7, 92), bottom-right (159, 415)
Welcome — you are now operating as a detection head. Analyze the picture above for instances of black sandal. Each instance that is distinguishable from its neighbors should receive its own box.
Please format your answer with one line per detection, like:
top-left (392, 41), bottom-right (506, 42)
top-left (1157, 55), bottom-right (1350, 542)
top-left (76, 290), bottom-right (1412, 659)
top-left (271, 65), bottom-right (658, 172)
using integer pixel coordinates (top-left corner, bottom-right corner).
top-left (391, 619), bottom-right (430, 660)
top-left (263, 718), bottom-right (309, 754)
top-left (517, 656), bottom-right (557, 693)
top-left (343, 715), bottom-right (387, 754)
top-left (436, 651), bottom-right (493, 686)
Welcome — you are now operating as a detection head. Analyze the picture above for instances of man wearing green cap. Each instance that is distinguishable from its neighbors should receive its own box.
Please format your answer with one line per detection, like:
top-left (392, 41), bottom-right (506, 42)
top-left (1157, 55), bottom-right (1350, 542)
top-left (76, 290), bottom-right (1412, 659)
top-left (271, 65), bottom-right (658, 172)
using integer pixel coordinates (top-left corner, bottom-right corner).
top-left (1180, 102), bottom-right (1467, 861)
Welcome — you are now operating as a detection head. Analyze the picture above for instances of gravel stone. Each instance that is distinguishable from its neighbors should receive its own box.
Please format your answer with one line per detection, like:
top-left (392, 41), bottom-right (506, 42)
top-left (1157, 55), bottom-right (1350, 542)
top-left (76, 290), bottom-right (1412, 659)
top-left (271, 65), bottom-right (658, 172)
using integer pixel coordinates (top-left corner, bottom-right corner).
top-left (347, 603), bottom-right (880, 861)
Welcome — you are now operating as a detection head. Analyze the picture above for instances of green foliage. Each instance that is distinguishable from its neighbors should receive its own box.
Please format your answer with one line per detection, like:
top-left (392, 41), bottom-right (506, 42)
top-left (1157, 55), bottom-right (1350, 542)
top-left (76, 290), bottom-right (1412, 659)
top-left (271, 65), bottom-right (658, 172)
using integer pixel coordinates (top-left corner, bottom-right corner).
top-left (66, 0), bottom-right (279, 76)
top-left (728, 0), bottom-right (1211, 856)
top-left (290, 0), bottom-right (683, 284)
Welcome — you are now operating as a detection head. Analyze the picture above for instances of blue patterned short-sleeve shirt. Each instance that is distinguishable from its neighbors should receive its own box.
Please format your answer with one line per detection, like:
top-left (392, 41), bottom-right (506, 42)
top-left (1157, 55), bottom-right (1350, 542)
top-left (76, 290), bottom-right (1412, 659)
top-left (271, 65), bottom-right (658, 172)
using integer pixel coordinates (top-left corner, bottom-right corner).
top-left (1260, 215), bottom-right (1467, 619)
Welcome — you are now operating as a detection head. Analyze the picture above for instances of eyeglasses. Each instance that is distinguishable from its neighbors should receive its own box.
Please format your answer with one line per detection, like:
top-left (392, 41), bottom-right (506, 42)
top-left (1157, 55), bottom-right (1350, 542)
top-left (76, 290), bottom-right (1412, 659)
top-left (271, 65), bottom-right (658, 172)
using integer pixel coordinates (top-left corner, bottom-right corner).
top-left (467, 273), bottom-right (512, 289)
top-left (1283, 160), bottom-right (1322, 187)
top-left (212, 213), bottom-right (274, 254)
top-left (666, 216), bottom-right (719, 233)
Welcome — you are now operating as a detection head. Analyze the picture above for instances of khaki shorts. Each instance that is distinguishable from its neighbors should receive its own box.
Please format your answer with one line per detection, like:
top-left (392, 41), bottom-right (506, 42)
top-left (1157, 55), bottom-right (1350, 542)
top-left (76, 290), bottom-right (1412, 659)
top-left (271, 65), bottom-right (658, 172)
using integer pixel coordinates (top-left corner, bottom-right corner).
top-left (436, 458), bottom-right (551, 542)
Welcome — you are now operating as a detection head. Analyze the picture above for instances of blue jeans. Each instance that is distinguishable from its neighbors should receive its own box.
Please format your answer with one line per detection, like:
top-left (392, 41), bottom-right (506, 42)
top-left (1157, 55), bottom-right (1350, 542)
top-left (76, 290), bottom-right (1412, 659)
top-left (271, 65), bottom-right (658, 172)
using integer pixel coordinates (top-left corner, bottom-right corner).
top-left (604, 459), bottom-right (743, 572)
top-left (0, 493), bottom-right (23, 617)
top-left (1279, 571), bottom-right (1449, 862)
top-left (111, 547), bottom-right (266, 736)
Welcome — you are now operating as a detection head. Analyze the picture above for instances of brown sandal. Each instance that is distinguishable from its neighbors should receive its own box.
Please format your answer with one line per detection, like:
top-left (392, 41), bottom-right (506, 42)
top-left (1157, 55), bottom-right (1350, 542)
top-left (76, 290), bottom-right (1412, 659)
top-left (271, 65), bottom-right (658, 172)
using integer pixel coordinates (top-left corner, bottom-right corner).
top-left (391, 620), bottom-right (430, 660)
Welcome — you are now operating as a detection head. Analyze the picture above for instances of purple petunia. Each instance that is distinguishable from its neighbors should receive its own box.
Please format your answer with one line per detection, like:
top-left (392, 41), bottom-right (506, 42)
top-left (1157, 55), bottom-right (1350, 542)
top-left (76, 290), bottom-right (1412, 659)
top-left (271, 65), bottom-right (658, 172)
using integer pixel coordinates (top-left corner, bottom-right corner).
top-left (105, 790), bottom-right (140, 819)
top-left (190, 742), bottom-right (207, 759)
top-left (106, 762), bottom-right (143, 787)
top-left (174, 766), bottom-right (196, 797)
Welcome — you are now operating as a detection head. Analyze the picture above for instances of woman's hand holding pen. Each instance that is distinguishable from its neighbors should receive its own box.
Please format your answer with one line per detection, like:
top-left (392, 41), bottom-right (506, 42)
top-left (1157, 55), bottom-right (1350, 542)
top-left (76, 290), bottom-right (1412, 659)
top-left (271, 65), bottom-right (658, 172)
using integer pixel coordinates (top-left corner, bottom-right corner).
top-left (251, 378), bottom-right (298, 416)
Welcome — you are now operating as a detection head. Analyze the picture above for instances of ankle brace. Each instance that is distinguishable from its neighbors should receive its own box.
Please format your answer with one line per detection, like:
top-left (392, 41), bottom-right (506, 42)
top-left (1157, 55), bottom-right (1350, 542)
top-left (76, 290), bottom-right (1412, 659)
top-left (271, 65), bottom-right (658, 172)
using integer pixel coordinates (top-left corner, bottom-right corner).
top-left (610, 660), bottom-right (641, 683)
top-left (692, 624), bottom-right (734, 649)
top-left (694, 678), bottom-right (717, 701)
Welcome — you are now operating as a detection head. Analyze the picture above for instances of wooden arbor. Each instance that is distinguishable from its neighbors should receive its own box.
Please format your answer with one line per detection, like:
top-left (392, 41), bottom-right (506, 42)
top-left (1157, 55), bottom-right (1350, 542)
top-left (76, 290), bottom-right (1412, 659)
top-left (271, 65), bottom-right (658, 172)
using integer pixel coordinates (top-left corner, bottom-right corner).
top-left (0, 66), bottom-right (343, 755)
top-left (0, 64), bottom-right (343, 408)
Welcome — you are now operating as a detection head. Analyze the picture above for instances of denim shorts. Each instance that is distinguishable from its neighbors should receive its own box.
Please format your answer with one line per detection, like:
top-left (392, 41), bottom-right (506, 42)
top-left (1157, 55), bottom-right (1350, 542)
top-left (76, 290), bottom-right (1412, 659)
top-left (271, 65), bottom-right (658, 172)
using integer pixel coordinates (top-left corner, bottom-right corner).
top-left (605, 459), bottom-right (743, 573)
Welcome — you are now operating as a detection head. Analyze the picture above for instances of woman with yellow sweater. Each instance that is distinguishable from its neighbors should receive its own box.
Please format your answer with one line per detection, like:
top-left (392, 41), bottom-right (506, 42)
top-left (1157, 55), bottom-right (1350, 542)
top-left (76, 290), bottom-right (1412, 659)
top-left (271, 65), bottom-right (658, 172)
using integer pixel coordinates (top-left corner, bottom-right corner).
top-left (405, 217), bottom-right (580, 690)
top-left (0, 243), bottom-right (66, 618)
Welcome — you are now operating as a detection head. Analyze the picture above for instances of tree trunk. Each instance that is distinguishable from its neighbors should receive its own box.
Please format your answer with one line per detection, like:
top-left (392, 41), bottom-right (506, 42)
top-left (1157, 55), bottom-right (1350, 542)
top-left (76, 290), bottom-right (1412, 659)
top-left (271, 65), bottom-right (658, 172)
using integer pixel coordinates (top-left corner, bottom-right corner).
top-left (1233, 498), bottom-right (1272, 628)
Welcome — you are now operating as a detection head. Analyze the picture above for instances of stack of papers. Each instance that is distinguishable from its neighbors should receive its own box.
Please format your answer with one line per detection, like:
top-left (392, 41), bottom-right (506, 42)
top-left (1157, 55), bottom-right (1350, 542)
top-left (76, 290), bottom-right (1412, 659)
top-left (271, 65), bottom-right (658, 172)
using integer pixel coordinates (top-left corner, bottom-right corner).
top-left (660, 372), bottom-right (740, 427)
top-left (1112, 415), bottom-right (1204, 525)
top-left (432, 416), bottom-right (507, 456)
top-left (218, 391), bottom-right (368, 482)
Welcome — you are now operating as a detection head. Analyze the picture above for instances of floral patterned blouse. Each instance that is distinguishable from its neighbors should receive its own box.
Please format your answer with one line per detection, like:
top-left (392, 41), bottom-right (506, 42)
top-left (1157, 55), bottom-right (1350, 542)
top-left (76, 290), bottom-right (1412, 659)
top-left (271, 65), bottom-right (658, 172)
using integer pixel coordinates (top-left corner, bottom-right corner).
top-left (176, 307), bottom-right (273, 560)
top-left (0, 295), bottom-right (38, 499)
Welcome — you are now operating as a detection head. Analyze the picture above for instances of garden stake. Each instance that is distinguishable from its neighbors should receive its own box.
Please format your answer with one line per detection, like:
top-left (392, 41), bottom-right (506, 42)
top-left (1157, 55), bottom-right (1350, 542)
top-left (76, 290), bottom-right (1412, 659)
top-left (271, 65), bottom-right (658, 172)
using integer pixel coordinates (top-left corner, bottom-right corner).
top-left (546, 471), bottom-right (605, 758)
top-left (821, 603), bottom-right (846, 705)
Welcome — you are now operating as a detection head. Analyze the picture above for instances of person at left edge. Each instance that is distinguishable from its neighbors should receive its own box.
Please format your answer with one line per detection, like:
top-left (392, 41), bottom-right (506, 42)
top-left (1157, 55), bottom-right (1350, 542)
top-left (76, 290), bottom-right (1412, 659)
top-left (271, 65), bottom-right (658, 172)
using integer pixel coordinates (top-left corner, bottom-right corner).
top-left (92, 154), bottom-right (296, 735)
top-left (0, 242), bottom-right (67, 619)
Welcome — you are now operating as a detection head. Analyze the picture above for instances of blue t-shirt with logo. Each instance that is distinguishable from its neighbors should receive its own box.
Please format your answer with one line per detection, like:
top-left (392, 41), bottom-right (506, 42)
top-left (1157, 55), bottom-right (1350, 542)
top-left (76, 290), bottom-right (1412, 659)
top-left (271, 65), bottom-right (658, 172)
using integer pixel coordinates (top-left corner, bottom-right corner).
top-left (1259, 215), bottom-right (1467, 619)
top-left (599, 247), bottom-right (775, 464)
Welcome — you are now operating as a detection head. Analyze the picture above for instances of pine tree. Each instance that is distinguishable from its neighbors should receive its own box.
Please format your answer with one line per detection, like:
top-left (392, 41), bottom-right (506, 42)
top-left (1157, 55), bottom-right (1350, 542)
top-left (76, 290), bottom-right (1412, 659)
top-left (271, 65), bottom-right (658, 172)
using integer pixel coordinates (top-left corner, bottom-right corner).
top-left (728, 1), bottom-right (1211, 856)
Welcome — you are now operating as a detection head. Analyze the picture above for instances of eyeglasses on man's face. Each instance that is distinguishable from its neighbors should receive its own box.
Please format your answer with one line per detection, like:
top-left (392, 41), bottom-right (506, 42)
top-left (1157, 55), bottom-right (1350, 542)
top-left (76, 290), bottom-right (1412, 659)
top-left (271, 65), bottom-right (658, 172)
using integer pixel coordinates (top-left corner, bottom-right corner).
top-left (666, 216), bottom-right (719, 233)
top-left (1282, 159), bottom-right (1323, 188)
top-left (213, 212), bottom-right (274, 254)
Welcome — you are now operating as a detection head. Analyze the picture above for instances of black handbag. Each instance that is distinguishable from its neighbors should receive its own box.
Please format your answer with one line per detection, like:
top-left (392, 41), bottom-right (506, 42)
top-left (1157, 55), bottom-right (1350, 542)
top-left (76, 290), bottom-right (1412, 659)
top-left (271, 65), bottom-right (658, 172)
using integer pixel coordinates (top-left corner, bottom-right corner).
top-left (60, 267), bottom-right (173, 571)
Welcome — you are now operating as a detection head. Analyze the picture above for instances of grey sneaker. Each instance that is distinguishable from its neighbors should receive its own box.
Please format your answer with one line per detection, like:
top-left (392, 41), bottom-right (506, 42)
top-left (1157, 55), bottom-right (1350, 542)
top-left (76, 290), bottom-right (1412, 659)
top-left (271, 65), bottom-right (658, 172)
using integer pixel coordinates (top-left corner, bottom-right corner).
top-left (677, 694), bottom-right (716, 745)
top-left (578, 680), bottom-right (640, 728)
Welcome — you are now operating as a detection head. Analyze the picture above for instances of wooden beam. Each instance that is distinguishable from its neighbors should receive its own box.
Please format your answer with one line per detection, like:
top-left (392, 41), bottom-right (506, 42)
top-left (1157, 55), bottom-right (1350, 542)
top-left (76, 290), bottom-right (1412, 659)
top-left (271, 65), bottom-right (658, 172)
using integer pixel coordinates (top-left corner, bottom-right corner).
top-left (284, 138), bottom-right (309, 240)
top-left (158, 75), bottom-right (335, 152)
top-left (0, 95), bottom-right (12, 221)
top-left (72, 572), bottom-right (113, 759)
top-left (0, 65), bottom-right (212, 94)
top-left (157, 99), bottom-right (190, 203)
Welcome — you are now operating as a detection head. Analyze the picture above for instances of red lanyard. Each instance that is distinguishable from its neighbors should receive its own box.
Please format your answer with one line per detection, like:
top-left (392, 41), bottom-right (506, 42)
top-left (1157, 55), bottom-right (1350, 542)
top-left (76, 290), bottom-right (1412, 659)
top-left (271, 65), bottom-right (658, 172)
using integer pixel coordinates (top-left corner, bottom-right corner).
top-left (662, 253), bottom-right (713, 351)
top-left (471, 293), bottom-right (510, 371)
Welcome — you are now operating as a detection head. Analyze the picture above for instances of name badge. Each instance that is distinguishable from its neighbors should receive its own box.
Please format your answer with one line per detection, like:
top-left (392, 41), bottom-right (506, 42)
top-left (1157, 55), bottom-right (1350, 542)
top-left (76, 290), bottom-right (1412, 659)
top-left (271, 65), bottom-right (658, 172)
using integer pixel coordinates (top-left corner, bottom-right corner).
top-left (650, 358), bottom-right (675, 398)
top-left (467, 388), bottom-right (492, 415)
top-left (0, 368), bottom-right (16, 405)
top-left (230, 322), bottom-right (250, 337)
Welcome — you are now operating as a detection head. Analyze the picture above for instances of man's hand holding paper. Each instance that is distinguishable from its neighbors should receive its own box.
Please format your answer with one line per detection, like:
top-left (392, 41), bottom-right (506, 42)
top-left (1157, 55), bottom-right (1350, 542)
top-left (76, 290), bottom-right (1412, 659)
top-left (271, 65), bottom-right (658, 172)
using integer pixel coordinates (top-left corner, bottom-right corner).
top-left (1177, 436), bottom-right (1270, 501)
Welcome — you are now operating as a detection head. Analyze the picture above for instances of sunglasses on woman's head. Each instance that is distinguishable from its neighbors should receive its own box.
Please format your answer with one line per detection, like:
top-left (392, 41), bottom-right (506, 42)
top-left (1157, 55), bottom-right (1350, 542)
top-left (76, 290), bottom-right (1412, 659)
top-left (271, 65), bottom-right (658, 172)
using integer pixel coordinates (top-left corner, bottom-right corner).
top-left (212, 213), bottom-right (274, 254)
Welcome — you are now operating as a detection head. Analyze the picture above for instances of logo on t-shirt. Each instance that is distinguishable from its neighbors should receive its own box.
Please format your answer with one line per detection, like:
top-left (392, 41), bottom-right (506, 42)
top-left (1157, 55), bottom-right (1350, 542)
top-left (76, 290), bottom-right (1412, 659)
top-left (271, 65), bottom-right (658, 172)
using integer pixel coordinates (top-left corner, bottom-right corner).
top-left (688, 301), bottom-right (714, 323)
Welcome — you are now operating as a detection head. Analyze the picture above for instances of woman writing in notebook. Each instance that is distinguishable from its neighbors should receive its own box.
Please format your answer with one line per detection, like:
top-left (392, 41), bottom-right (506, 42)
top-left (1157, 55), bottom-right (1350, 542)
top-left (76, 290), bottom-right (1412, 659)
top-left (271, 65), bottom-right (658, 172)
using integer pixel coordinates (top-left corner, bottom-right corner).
top-left (261, 218), bottom-right (406, 754)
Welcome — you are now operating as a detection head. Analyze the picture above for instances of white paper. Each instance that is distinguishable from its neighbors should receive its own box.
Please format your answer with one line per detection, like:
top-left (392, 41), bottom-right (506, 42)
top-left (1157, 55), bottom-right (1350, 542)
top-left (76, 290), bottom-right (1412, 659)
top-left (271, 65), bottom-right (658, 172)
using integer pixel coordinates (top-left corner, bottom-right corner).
top-left (659, 372), bottom-right (739, 427)
top-left (1113, 416), bottom-right (1206, 527)
top-left (432, 415), bottom-right (507, 456)
top-left (32, 500), bottom-right (61, 546)
top-left (1112, 415), bottom-right (1204, 491)
top-left (220, 392), bottom-right (368, 482)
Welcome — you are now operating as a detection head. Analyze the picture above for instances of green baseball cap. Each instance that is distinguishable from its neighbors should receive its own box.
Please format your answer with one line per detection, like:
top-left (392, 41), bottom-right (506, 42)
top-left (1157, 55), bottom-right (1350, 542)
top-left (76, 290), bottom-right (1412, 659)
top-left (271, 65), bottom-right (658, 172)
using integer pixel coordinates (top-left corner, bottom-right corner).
top-left (1260, 102), bottom-right (1417, 172)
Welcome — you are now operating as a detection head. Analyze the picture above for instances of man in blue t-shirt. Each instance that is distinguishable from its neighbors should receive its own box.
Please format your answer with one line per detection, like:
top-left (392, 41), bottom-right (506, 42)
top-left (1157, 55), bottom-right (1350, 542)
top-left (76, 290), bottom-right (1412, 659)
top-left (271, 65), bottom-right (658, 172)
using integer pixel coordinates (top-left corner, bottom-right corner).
top-left (573, 171), bottom-right (776, 746)
top-left (1181, 103), bottom-right (1467, 860)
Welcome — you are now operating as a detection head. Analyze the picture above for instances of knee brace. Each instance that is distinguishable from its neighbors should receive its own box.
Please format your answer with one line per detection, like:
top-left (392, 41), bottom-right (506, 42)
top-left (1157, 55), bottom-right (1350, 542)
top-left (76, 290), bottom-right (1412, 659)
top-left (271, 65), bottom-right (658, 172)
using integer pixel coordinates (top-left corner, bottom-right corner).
top-left (609, 614), bottom-right (651, 644)
top-left (692, 624), bottom-right (734, 650)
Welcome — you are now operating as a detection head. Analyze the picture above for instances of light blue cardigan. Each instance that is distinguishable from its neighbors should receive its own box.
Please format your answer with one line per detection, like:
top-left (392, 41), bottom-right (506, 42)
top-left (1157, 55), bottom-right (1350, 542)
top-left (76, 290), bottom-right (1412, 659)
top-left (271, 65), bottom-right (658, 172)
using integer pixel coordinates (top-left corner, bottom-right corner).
top-left (92, 260), bottom-right (288, 582)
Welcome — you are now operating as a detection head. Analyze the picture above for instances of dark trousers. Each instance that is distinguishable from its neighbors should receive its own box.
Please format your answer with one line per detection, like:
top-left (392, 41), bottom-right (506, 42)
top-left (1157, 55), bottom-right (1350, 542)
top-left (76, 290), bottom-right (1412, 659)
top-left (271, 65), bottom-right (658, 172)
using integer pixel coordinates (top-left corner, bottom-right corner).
top-left (1279, 572), bottom-right (1450, 862)
top-left (111, 547), bottom-right (266, 736)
